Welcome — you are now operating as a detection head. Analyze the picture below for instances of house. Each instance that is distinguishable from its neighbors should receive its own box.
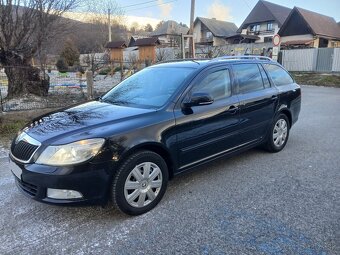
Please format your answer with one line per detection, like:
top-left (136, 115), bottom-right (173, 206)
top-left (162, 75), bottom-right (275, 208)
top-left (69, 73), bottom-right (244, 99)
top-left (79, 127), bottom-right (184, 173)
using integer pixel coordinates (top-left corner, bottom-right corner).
top-left (105, 41), bottom-right (127, 61)
top-left (193, 17), bottom-right (238, 46)
top-left (278, 7), bottom-right (340, 48)
top-left (134, 37), bottom-right (161, 63)
top-left (151, 20), bottom-right (189, 47)
top-left (235, 0), bottom-right (291, 43)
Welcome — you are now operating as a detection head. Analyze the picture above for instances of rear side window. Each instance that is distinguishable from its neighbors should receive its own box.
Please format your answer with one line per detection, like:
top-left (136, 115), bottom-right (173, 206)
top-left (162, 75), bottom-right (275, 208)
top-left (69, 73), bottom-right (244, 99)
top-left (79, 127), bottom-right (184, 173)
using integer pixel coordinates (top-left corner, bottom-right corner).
top-left (193, 69), bottom-right (231, 100)
top-left (233, 64), bottom-right (264, 93)
top-left (264, 64), bottom-right (294, 86)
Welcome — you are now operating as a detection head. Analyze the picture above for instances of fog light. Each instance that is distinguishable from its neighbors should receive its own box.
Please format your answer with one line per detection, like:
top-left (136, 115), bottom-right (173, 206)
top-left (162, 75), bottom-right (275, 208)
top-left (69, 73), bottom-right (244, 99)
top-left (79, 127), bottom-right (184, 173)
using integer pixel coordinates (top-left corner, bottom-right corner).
top-left (47, 188), bottom-right (83, 199)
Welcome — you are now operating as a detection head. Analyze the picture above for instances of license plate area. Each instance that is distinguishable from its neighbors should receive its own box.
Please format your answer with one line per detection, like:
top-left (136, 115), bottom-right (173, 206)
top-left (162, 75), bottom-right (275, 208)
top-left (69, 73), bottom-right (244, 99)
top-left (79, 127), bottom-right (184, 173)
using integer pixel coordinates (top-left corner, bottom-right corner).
top-left (9, 158), bottom-right (23, 180)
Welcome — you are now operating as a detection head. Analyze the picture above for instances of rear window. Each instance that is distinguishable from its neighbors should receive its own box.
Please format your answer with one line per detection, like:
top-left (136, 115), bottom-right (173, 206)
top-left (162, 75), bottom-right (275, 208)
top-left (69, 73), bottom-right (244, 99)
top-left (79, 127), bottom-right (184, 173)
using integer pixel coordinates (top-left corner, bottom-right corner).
top-left (264, 64), bottom-right (294, 86)
top-left (233, 64), bottom-right (264, 93)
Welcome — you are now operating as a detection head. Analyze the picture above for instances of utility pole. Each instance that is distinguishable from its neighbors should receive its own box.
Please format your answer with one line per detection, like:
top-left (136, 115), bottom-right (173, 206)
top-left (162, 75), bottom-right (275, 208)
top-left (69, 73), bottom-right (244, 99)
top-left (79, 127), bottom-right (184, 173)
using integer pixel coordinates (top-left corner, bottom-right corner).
top-left (108, 8), bottom-right (112, 42)
top-left (189, 0), bottom-right (195, 58)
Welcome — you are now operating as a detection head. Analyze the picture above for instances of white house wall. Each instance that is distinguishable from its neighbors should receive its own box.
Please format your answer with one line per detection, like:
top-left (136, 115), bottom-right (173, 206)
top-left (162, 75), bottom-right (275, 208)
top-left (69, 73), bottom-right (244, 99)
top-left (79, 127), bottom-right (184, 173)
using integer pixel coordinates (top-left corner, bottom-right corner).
top-left (193, 21), bottom-right (201, 43)
top-left (280, 34), bottom-right (314, 43)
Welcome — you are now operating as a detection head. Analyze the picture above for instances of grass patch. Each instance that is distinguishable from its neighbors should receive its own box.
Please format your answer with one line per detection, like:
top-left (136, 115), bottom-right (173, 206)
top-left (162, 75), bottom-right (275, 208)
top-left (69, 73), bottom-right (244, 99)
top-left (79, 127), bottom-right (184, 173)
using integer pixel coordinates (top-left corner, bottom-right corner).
top-left (291, 72), bottom-right (340, 88)
top-left (0, 119), bottom-right (27, 145)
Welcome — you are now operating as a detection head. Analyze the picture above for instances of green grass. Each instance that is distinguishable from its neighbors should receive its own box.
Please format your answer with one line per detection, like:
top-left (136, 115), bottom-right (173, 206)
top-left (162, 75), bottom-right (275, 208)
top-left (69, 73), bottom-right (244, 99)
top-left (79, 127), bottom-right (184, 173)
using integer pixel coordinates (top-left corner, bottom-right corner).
top-left (291, 72), bottom-right (340, 88)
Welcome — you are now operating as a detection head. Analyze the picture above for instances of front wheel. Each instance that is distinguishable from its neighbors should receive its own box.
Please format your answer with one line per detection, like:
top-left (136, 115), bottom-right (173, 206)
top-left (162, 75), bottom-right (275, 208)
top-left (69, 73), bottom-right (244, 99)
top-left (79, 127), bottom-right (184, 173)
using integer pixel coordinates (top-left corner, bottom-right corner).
top-left (112, 150), bottom-right (168, 215)
top-left (265, 114), bottom-right (290, 152)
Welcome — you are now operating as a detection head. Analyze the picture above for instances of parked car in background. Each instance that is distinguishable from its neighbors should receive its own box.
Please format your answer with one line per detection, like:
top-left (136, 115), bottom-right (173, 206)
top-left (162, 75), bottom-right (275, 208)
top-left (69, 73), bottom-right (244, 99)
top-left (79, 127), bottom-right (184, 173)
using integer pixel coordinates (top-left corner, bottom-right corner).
top-left (9, 56), bottom-right (301, 215)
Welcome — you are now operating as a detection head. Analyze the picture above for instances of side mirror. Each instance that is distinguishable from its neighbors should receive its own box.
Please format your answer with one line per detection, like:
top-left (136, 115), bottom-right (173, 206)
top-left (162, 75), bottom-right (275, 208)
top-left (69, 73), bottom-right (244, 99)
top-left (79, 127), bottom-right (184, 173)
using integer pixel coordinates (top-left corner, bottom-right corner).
top-left (183, 92), bottom-right (214, 108)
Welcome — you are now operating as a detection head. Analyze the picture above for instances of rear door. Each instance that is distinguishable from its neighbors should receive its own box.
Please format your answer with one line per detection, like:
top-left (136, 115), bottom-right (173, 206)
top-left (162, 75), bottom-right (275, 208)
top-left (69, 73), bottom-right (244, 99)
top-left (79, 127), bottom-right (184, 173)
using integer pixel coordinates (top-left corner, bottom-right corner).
top-left (174, 66), bottom-right (240, 170)
top-left (232, 63), bottom-right (279, 144)
top-left (263, 63), bottom-right (301, 124)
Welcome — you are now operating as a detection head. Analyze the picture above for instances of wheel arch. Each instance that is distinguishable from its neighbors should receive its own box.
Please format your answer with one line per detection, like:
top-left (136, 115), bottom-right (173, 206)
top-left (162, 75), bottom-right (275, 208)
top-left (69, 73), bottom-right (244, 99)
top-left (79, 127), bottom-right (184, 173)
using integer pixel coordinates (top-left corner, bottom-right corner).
top-left (278, 107), bottom-right (292, 127)
top-left (119, 142), bottom-right (175, 179)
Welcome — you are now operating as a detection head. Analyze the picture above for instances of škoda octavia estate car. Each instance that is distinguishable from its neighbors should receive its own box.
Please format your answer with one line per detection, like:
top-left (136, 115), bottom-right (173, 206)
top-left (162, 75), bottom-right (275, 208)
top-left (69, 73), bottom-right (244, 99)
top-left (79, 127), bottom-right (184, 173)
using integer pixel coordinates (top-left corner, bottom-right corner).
top-left (10, 56), bottom-right (301, 215)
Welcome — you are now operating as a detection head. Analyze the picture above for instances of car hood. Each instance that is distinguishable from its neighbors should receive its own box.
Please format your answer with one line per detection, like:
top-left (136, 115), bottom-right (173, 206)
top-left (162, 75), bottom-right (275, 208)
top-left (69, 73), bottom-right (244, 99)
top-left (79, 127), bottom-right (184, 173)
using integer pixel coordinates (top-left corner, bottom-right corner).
top-left (23, 101), bottom-right (156, 144)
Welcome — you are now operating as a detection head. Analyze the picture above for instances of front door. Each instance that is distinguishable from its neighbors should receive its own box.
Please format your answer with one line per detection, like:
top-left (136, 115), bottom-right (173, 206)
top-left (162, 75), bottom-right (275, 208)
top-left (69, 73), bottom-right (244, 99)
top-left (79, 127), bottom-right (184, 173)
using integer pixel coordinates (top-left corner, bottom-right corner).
top-left (174, 66), bottom-right (240, 170)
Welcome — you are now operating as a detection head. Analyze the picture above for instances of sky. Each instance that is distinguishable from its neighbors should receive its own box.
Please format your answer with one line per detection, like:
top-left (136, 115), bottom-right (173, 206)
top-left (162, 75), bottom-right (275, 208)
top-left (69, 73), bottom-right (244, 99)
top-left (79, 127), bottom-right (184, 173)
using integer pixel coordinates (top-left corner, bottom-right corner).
top-left (113, 0), bottom-right (340, 28)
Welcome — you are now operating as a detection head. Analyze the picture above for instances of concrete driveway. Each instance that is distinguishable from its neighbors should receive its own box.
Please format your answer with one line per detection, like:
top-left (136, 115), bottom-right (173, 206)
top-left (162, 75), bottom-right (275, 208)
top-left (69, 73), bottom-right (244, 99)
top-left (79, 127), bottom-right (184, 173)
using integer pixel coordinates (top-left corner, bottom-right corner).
top-left (0, 85), bottom-right (339, 255)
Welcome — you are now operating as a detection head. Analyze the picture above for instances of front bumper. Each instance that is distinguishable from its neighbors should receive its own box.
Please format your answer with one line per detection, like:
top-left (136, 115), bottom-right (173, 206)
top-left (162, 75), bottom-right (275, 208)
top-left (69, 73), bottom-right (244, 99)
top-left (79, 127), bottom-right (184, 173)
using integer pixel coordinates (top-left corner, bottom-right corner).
top-left (9, 155), bottom-right (114, 205)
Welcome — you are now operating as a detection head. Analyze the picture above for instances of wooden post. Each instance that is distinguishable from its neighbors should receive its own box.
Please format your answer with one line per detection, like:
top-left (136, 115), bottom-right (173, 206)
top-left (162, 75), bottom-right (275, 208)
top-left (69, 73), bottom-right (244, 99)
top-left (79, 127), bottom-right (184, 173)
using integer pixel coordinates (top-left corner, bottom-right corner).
top-left (86, 70), bottom-right (93, 100)
top-left (120, 61), bottom-right (123, 81)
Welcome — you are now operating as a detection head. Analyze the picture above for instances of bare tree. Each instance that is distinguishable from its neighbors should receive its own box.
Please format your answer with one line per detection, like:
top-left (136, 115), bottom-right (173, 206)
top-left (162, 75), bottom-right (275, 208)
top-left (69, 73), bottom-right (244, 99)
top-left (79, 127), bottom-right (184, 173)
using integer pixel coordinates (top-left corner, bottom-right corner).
top-left (156, 48), bottom-right (170, 62)
top-left (0, 0), bottom-right (80, 98)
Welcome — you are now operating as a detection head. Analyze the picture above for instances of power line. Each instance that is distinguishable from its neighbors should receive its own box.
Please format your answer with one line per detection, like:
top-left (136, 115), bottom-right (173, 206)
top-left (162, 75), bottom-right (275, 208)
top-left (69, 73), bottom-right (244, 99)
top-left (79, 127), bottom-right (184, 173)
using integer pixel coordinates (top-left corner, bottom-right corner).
top-left (242, 0), bottom-right (252, 10)
top-left (123, 0), bottom-right (177, 12)
top-left (120, 0), bottom-right (159, 9)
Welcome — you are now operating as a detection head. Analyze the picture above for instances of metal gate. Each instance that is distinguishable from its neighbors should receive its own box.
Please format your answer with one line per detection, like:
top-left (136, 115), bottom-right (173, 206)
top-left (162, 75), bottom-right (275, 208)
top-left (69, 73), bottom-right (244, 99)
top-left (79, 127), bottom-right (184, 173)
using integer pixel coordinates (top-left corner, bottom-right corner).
top-left (316, 48), bottom-right (334, 72)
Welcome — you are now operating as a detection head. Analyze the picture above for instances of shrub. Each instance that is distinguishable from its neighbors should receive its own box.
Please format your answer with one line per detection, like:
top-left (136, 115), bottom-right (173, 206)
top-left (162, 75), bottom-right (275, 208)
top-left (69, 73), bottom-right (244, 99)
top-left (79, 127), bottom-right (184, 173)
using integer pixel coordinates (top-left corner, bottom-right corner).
top-left (98, 67), bottom-right (112, 75)
top-left (56, 58), bottom-right (68, 73)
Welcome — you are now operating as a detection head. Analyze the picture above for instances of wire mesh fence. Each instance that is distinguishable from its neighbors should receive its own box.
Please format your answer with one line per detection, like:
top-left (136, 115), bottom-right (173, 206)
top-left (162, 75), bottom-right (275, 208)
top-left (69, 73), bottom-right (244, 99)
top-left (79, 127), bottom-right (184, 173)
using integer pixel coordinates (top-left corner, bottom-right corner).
top-left (0, 65), bottom-right (127, 112)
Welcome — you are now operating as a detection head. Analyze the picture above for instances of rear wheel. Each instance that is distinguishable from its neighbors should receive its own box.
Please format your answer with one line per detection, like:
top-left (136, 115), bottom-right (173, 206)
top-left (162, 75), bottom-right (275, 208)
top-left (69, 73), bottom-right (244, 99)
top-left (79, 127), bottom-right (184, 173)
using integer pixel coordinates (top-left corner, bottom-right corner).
top-left (265, 114), bottom-right (290, 152)
top-left (112, 150), bottom-right (168, 215)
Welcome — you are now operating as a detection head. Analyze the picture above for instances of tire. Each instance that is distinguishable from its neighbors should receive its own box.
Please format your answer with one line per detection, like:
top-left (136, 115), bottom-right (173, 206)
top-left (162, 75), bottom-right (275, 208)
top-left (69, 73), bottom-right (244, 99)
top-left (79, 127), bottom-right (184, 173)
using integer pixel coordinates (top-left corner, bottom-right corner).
top-left (264, 114), bottom-right (290, 153)
top-left (112, 150), bottom-right (169, 215)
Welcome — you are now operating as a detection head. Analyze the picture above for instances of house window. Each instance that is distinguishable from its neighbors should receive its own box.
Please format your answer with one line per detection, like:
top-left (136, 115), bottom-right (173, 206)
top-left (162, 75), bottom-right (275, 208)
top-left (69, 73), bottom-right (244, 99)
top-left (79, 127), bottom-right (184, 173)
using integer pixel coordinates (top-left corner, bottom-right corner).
top-left (267, 22), bottom-right (273, 31)
top-left (206, 31), bottom-right (213, 39)
top-left (250, 24), bottom-right (260, 32)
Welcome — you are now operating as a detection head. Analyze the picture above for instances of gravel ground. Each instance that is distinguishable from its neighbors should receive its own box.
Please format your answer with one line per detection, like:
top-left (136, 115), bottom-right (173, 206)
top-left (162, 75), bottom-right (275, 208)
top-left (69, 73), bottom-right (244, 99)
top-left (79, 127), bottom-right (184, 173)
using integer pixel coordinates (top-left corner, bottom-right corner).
top-left (0, 85), bottom-right (339, 255)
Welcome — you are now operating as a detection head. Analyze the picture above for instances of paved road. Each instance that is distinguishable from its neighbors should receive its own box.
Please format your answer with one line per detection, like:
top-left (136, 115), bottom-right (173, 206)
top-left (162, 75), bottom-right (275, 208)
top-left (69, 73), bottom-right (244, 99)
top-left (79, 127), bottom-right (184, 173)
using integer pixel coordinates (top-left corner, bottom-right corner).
top-left (0, 85), bottom-right (339, 255)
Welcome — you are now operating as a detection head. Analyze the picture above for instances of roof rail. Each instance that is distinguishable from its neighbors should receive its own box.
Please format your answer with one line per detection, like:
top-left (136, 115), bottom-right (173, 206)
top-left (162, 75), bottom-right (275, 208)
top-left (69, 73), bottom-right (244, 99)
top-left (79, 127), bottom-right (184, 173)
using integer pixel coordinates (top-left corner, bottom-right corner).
top-left (211, 55), bottom-right (273, 62)
top-left (157, 58), bottom-right (209, 64)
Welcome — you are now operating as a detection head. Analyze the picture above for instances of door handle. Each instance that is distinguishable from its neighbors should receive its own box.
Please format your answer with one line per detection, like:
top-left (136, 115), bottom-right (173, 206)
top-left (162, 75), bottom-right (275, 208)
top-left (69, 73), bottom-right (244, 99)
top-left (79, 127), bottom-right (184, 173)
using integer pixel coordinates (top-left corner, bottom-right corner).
top-left (271, 95), bottom-right (278, 101)
top-left (226, 105), bottom-right (238, 114)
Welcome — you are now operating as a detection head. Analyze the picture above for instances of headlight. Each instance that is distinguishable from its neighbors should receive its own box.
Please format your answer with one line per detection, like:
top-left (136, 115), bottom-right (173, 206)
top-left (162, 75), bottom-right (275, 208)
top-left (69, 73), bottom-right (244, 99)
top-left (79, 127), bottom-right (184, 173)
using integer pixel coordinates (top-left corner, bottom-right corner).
top-left (36, 138), bottom-right (105, 166)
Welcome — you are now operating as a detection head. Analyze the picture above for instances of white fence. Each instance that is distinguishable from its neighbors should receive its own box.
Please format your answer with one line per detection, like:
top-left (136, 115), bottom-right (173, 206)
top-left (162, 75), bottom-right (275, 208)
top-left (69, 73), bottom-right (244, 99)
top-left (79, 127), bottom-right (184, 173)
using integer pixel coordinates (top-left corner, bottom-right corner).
top-left (332, 48), bottom-right (340, 72)
top-left (281, 49), bottom-right (317, 71)
top-left (281, 48), bottom-right (340, 72)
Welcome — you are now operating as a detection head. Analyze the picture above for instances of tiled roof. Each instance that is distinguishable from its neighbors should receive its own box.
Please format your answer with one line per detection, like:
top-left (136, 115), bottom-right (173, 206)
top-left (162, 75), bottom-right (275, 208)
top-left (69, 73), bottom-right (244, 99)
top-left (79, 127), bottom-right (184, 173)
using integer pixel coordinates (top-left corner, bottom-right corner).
top-left (237, 0), bottom-right (291, 32)
top-left (195, 17), bottom-right (238, 37)
top-left (105, 41), bottom-right (127, 49)
top-left (295, 7), bottom-right (340, 39)
top-left (134, 37), bottom-right (161, 46)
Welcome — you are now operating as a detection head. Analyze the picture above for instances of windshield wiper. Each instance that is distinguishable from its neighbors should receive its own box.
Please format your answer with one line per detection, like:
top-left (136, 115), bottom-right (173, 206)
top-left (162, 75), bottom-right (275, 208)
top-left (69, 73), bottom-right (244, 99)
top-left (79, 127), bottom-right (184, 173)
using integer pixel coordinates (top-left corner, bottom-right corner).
top-left (101, 98), bottom-right (128, 105)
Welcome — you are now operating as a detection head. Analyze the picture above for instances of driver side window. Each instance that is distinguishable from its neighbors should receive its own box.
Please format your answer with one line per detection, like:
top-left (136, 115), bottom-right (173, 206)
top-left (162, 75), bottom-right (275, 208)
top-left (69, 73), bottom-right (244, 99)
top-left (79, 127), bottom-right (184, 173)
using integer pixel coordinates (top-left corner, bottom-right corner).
top-left (192, 69), bottom-right (231, 100)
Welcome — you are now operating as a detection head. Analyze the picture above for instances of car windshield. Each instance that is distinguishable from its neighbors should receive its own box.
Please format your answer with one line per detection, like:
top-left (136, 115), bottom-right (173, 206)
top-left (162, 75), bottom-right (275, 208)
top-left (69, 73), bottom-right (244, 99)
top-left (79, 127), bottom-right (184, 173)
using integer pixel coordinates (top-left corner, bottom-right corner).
top-left (101, 67), bottom-right (195, 108)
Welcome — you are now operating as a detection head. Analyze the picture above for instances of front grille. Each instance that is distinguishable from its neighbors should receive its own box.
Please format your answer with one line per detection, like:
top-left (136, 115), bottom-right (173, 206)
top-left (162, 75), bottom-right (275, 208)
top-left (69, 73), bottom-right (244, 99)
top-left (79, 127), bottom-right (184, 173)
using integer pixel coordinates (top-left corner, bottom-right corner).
top-left (11, 140), bottom-right (39, 162)
top-left (16, 179), bottom-right (38, 197)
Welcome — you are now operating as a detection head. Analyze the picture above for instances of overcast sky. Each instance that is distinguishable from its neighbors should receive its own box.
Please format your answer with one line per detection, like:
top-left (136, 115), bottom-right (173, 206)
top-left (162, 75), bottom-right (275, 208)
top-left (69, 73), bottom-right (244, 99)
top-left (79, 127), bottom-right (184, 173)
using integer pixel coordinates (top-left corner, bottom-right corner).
top-left (115, 0), bottom-right (340, 27)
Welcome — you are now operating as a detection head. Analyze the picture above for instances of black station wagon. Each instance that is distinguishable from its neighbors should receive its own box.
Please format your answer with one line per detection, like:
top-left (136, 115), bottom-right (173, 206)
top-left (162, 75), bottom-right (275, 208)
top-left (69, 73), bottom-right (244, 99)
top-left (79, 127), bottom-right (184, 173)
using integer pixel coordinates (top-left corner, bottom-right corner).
top-left (10, 56), bottom-right (301, 215)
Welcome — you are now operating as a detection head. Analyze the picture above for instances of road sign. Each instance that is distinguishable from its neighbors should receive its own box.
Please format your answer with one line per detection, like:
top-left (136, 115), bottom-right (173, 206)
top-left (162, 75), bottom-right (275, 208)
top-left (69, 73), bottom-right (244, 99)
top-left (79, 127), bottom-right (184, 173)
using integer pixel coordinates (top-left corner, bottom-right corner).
top-left (273, 34), bottom-right (281, 46)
